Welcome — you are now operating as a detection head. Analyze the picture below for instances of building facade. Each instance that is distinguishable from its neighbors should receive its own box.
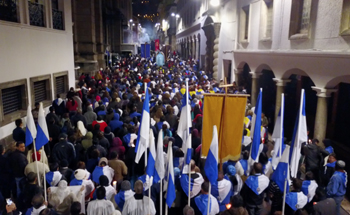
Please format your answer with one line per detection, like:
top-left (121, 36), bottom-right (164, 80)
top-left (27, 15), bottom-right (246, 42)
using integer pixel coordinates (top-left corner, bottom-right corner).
top-left (0, 0), bottom-right (75, 144)
top-left (177, 0), bottom-right (350, 180)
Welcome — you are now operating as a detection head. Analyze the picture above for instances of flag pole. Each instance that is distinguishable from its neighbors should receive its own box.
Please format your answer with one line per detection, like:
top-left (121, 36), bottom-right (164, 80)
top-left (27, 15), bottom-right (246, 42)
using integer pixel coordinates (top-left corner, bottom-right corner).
top-left (282, 179), bottom-right (287, 215)
top-left (32, 140), bottom-right (41, 187)
top-left (207, 182), bottom-right (211, 215)
top-left (280, 94), bottom-right (284, 157)
top-left (160, 180), bottom-right (163, 215)
top-left (144, 83), bottom-right (148, 166)
top-left (43, 165), bottom-right (47, 202)
top-left (165, 204), bottom-right (168, 215)
top-left (148, 183), bottom-right (151, 215)
top-left (186, 79), bottom-right (191, 206)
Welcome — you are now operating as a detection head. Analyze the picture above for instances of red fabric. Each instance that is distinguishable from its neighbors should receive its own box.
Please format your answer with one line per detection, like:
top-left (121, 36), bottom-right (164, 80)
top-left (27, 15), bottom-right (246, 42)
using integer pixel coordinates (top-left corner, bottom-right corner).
top-left (92, 121), bottom-right (108, 132)
top-left (66, 100), bottom-right (78, 111)
top-left (192, 114), bottom-right (202, 123)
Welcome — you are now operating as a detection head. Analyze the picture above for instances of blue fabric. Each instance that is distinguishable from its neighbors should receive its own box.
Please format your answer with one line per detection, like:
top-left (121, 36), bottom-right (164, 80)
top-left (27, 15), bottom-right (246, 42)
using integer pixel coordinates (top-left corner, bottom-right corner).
top-left (245, 175), bottom-right (260, 195)
top-left (123, 133), bottom-right (131, 144)
top-left (157, 121), bottom-right (164, 130)
top-left (25, 207), bottom-right (33, 215)
top-left (271, 162), bottom-right (289, 193)
top-left (70, 178), bottom-right (83, 186)
top-left (194, 194), bottom-right (211, 215)
top-left (115, 191), bottom-right (126, 211)
top-left (173, 157), bottom-right (180, 168)
top-left (325, 146), bottom-right (334, 154)
top-left (285, 192), bottom-right (299, 211)
top-left (135, 86), bottom-right (150, 153)
top-left (327, 171), bottom-right (347, 197)
top-left (130, 112), bottom-right (141, 119)
top-left (223, 161), bottom-right (236, 175)
top-left (166, 173), bottom-right (176, 208)
top-left (301, 180), bottom-right (311, 196)
top-left (240, 159), bottom-right (248, 176)
top-left (92, 166), bottom-right (104, 184)
top-left (251, 91), bottom-right (262, 161)
top-left (180, 174), bottom-right (194, 197)
top-left (36, 124), bottom-right (49, 151)
top-left (97, 110), bottom-right (107, 116)
top-left (204, 148), bottom-right (218, 185)
top-left (326, 161), bottom-right (336, 168)
top-left (46, 172), bottom-right (54, 185)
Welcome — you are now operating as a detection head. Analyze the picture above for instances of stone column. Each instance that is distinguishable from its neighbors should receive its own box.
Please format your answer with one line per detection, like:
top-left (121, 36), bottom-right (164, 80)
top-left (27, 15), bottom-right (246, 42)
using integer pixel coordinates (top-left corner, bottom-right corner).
top-left (312, 87), bottom-right (337, 147)
top-left (273, 78), bottom-right (291, 120)
top-left (94, 0), bottom-right (105, 69)
top-left (196, 38), bottom-right (200, 61)
top-left (250, 72), bottom-right (262, 106)
top-left (212, 23), bottom-right (221, 80)
top-left (192, 39), bottom-right (196, 60)
top-left (234, 68), bottom-right (243, 86)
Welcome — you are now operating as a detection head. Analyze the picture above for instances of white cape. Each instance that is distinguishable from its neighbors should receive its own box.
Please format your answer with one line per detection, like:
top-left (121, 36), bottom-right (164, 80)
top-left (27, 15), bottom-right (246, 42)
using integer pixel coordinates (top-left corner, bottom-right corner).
top-left (122, 196), bottom-right (156, 215)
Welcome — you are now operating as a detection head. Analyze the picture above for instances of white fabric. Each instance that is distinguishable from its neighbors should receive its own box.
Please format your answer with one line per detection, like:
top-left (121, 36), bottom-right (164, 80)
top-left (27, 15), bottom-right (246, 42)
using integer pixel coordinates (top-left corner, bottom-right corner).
top-left (122, 196), bottom-right (156, 215)
top-left (103, 166), bottom-right (115, 185)
top-left (26, 149), bottom-right (48, 165)
top-left (191, 173), bottom-right (204, 198)
top-left (234, 161), bottom-right (244, 176)
top-left (56, 181), bottom-right (71, 204)
top-left (155, 129), bottom-right (165, 181)
top-left (264, 161), bottom-right (273, 178)
top-left (82, 179), bottom-right (95, 196)
top-left (144, 175), bottom-right (153, 191)
top-left (105, 185), bottom-right (117, 200)
top-left (50, 185), bottom-right (85, 214)
top-left (209, 194), bottom-right (220, 215)
top-left (31, 205), bottom-right (46, 215)
top-left (296, 192), bottom-right (308, 209)
top-left (217, 179), bottom-right (232, 203)
top-left (305, 180), bottom-right (318, 202)
top-left (256, 174), bottom-right (270, 195)
top-left (242, 136), bottom-right (252, 147)
top-left (234, 174), bottom-right (243, 195)
top-left (87, 199), bottom-right (116, 215)
top-left (77, 121), bottom-right (87, 136)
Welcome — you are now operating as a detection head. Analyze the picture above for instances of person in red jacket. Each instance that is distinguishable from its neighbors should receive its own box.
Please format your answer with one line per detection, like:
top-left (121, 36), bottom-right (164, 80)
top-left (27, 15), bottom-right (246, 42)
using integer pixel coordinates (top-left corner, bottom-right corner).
top-left (92, 116), bottom-right (108, 132)
top-left (66, 98), bottom-right (78, 115)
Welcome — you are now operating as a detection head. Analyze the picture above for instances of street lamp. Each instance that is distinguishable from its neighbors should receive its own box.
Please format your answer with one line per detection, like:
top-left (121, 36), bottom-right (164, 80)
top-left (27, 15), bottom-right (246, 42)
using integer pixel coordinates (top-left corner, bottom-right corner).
top-left (210, 0), bottom-right (220, 6)
top-left (171, 13), bottom-right (175, 16)
top-left (175, 14), bottom-right (180, 18)
top-left (129, 19), bottom-right (133, 22)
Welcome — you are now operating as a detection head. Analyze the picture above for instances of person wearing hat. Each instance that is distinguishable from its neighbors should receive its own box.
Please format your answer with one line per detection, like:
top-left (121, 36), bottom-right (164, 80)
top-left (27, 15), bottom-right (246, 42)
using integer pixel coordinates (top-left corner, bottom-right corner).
top-left (52, 133), bottom-right (76, 166)
top-left (326, 160), bottom-right (347, 215)
top-left (91, 157), bottom-right (114, 186)
top-left (115, 181), bottom-right (135, 211)
top-left (70, 169), bottom-right (95, 197)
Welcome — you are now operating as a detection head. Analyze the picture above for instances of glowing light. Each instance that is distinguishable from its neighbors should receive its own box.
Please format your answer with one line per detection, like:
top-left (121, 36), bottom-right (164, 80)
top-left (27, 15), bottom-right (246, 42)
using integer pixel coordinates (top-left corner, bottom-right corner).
top-left (176, 14), bottom-right (180, 18)
top-left (226, 204), bottom-right (232, 209)
top-left (210, 0), bottom-right (220, 7)
top-left (132, 23), bottom-right (135, 26)
top-left (129, 19), bottom-right (133, 22)
top-left (171, 13), bottom-right (175, 16)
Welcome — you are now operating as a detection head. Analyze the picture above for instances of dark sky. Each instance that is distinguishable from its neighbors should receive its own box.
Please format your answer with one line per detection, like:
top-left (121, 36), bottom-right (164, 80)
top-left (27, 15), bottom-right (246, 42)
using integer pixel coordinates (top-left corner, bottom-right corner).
top-left (133, 0), bottom-right (160, 24)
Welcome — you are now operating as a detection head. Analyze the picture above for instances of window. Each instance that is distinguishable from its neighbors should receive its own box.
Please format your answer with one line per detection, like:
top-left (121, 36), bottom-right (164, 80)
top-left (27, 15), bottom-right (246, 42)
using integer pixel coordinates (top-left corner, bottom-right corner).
top-left (240, 5), bottom-right (250, 42)
top-left (289, 0), bottom-right (312, 39)
top-left (0, 0), bottom-right (19, 22)
top-left (28, 0), bottom-right (45, 27)
top-left (340, 0), bottom-right (350, 35)
top-left (260, 0), bottom-right (273, 41)
top-left (52, 0), bottom-right (64, 30)
top-left (0, 79), bottom-right (28, 126)
top-left (53, 71), bottom-right (69, 97)
top-left (30, 75), bottom-right (52, 108)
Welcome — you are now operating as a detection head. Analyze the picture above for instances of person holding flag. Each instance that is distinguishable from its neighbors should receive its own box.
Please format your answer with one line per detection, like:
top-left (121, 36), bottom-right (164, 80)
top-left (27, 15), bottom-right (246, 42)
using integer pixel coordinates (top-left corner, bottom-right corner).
top-left (192, 182), bottom-right (219, 215)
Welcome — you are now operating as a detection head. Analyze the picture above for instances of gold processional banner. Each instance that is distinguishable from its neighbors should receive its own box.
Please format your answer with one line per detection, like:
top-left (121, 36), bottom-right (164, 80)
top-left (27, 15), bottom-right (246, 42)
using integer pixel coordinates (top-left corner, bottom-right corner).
top-left (202, 94), bottom-right (247, 163)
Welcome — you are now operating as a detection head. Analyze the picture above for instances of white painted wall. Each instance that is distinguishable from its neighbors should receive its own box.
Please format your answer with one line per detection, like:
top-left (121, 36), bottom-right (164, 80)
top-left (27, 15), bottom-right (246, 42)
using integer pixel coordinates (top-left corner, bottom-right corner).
top-left (0, 0), bottom-right (74, 139)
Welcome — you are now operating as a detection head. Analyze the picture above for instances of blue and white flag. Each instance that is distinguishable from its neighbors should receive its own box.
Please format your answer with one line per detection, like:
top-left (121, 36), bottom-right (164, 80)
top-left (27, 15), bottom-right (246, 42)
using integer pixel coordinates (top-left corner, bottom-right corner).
top-left (166, 142), bottom-right (176, 208)
top-left (135, 86), bottom-right (150, 164)
top-left (245, 174), bottom-right (269, 195)
top-left (271, 145), bottom-right (290, 193)
top-left (249, 89), bottom-right (263, 168)
top-left (154, 129), bottom-right (165, 183)
top-left (114, 190), bottom-right (135, 211)
top-left (301, 180), bottom-right (318, 202)
top-left (204, 125), bottom-right (219, 185)
top-left (91, 166), bottom-right (114, 184)
top-left (290, 89), bottom-right (308, 178)
top-left (285, 192), bottom-right (308, 211)
top-left (271, 94), bottom-right (286, 170)
top-left (46, 171), bottom-right (62, 187)
top-left (36, 103), bottom-right (49, 150)
top-left (25, 105), bottom-right (37, 147)
top-left (146, 130), bottom-right (156, 179)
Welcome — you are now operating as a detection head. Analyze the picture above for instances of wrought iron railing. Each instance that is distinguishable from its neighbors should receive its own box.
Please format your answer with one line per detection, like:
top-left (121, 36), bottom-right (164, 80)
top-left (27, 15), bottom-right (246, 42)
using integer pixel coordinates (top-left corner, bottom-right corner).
top-left (28, 1), bottom-right (45, 27)
top-left (0, 0), bottom-right (18, 22)
top-left (52, 8), bottom-right (63, 30)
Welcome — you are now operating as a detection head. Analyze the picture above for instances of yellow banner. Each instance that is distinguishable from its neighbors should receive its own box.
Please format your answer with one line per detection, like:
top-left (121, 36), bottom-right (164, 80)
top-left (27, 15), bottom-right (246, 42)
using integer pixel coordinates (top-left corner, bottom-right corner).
top-left (220, 96), bottom-right (247, 162)
top-left (202, 95), bottom-right (247, 163)
top-left (201, 95), bottom-right (224, 157)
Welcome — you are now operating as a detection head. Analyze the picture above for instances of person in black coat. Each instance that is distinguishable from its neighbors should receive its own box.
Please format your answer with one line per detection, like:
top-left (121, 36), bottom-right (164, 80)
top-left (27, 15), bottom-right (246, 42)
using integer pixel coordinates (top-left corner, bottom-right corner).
top-left (0, 145), bottom-right (11, 199)
top-left (52, 134), bottom-right (76, 167)
top-left (46, 106), bottom-right (61, 127)
top-left (71, 109), bottom-right (87, 128)
top-left (47, 117), bottom-right (61, 156)
top-left (303, 140), bottom-right (329, 183)
top-left (9, 142), bottom-right (28, 198)
top-left (17, 172), bottom-right (44, 213)
top-left (12, 119), bottom-right (26, 143)
top-left (59, 159), bottom-right (73, 184)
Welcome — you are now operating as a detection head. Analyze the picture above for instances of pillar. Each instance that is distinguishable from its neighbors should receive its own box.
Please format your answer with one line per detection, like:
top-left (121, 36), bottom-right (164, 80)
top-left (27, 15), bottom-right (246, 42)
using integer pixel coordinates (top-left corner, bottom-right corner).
top-left (212, 23), bottom-right (221, 80)
top-left (250, 72), bottom-right (262, 106)
top-left (196, 38), bottom-right (200, 61)
top-left (273, 78), bottom-right (291, 120)
top-left (234, 68), bottom-right (243, 86)
top-left (312, 87), bottom-right (337, 147)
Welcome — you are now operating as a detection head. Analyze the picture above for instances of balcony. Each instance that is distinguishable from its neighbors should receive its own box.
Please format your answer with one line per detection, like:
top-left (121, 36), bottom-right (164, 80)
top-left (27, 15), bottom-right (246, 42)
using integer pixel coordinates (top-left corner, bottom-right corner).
top-left (52, 8), bottom-right (63, 30)
top-left (0, 0), bottom-right (18, 22)
top-left (28, 1), bottom-right (45, 27)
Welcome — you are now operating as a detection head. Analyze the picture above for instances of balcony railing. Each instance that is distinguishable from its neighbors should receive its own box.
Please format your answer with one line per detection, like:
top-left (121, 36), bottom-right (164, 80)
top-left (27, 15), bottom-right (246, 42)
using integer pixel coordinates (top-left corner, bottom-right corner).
top-left (28, 1), bottom-right (44, 27)
top-left (0, 0), bottom-right (18, 22)
top-left (52, 8), bottom-right (63, 30)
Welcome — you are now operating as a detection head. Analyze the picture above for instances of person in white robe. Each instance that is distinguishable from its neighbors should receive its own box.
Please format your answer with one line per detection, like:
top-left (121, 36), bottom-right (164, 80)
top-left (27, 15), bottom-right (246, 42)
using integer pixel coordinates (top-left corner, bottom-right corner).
top-left (87, 187), bottom-right (116, 215)
top-left (97, 175), bottom-right (116, 200)
top-left (122, 180), bottom-right (156, 215)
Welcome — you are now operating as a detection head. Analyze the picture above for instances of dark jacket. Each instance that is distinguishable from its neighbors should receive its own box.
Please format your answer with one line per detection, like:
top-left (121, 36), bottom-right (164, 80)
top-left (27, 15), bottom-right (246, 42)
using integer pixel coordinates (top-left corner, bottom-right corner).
top-left (71, 113), bottom-right (87, 128)
top-left (59, 167), bottom-right (73, 183)
top-left (48, 123), bottom-right (61, 145)
top-left (46, 112), bottom-right (60, 126)
top-left (12, 127), bottom-right (26, 143)
top-left (303, 144), bottom-right (329, 171)
top-left (52, 140), bottom-right (75, 165)
top-left (241, 181), bottom-right (265, 206)
top-left (9, 150), bottom-right (28, 178)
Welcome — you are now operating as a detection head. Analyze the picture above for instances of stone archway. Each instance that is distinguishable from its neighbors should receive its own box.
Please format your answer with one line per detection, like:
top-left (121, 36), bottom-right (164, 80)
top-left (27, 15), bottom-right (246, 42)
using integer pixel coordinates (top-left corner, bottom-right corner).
top-left (202, 16), bottom-right (221, 79)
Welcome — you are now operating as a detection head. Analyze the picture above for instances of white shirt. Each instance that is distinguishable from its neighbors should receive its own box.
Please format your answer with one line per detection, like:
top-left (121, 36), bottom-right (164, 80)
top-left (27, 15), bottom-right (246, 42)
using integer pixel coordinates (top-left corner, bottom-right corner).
top-left (122, 195), bottom-right (156, 215)
top-left (87, 199), bottom-right (115, 215)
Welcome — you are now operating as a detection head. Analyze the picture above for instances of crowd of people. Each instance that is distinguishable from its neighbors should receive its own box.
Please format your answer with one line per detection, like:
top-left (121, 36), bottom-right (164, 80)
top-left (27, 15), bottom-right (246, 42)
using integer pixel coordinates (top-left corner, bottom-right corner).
top-left (0, 53), bottom-right (347, 215)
